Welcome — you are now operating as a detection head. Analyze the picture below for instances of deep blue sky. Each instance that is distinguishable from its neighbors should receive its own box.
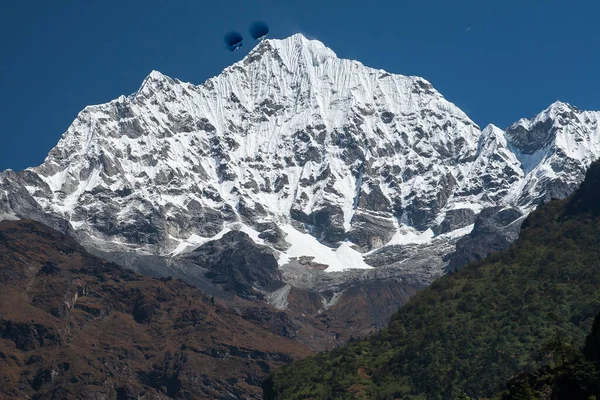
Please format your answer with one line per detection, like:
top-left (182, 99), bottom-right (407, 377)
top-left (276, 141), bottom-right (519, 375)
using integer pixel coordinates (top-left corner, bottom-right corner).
top-left (1, 0), bottom-right (599, 172)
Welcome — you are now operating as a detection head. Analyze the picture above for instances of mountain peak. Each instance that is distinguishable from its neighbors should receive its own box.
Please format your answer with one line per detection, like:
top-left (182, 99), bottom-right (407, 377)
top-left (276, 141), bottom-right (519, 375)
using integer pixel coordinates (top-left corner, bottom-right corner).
top-left (266, 33), bottom-right (337, 58)
top-left (9, 28), bottom-right (600, 277)
top-left (547, 99), bottom-right (574, 111)
top-left (147, 69), bottom-right (166, 80)
top-left (541, 100), bottom-right (577, 119)
top-left (140, 69), bottom-right (172, 85)
top-left (242, 33), bottom-right (338, 71)
top-left (511, 101), bottom-right (577, 131)
top-left (481, 123), bottom-right (504, 135)
top-left (136, 69), bottom-right (175, 97)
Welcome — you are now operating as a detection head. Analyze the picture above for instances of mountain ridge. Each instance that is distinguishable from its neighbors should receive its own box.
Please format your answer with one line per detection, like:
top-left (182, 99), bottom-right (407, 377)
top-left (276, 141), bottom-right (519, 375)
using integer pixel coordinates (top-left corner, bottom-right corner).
top-left (7, 35), bottom-right (599, 259)
top-left (2, 34), bottom-right (600, 333)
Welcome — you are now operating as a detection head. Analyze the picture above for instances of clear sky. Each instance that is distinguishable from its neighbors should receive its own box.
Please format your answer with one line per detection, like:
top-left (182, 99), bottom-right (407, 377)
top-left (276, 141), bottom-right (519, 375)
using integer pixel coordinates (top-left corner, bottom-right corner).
top-left (1, 0), bottom-right (599, 172)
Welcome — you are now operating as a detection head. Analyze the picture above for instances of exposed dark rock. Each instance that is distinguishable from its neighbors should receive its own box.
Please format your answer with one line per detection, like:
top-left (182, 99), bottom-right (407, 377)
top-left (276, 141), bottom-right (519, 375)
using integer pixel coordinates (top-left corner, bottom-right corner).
top-left (566, 161), bottom-right (600, 216)
top-left (258, 98), bottom-right (285, 117)
top-left (436, 172), bottom-right (457, 209)
top-left (168, 200), bottom-right (230, 237)
top-left (273, 174), bottom-right (289, 193)
top-left (585, 311), bottom-right (600, 364)
top-left (40, 261), bottom-right (61, 275)
top-left (0, 321), bottom-right (62, 351)
top-left (446, 206), bottom-right (524, 271)
top-left (347, 212), bottom-right (395, 252)
top-left (184, 231), bottom-right (282, 299)
top-left (380, 111), bottom-right (394, 124)
top-left (436, 208), bottom-right (476, 234)
top-left (115, 384), bottom-right (147, 400)
top-left (132, 293), bottom-right (161, 324)
top-left (31, 367), bottom-right (59, 390)
top-left (404, 197), bottom-right (438, 231)
top-left (357, 183), bottom-right (391, 212)
top-left (506, 116), bottom-right (556, 155)
top-left (238, 198), bottom-right (267, 223)
top-left (290, 204), bottom-right (346, 247)
top-left (257, 224), bottom-right (291, 251)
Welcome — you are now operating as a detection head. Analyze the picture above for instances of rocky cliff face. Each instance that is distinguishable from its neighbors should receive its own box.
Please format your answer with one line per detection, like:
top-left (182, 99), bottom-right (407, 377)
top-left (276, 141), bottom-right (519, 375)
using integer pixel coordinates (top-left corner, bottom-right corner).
top-left (2, 34), bottom-right (600, 336)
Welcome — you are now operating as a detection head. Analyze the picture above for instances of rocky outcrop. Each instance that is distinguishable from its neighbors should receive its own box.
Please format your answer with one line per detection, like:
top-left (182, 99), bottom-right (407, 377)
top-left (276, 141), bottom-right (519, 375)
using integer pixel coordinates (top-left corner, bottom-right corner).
top-left (0, 172), bottom-right (75, 237)
top-left (446, 206), bottom-right (524, 271)
top-left (183, 230), bottom-right (282, 299)
top-left (0, 321), bottom-right (62, 351)
top-left (290, 204), bottom-right (346, 248)
top-left (347, 212), bottom-right (396, 252)
top-left (436, 208), bottom-right (476, 234)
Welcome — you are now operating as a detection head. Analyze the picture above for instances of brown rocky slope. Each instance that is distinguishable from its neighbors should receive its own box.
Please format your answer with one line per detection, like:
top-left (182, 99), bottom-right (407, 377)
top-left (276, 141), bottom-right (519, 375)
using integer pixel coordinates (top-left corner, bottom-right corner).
top-left (0, 219), bottom-right (313, 399)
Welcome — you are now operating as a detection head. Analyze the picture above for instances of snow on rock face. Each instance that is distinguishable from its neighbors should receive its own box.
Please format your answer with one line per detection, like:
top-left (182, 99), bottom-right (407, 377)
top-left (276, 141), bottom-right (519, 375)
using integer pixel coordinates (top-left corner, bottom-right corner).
top-left (456, 124), bottom-right (523, 204)
top-left (505, 101), bottom-right (600, 206)
top-left (5, 34), bottom-right (600, 275)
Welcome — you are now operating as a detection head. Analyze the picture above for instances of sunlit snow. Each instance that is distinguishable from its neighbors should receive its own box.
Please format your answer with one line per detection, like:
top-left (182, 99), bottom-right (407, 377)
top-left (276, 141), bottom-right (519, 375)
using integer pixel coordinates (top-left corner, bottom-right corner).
top-left (279, 224), bottom-right (373, 272)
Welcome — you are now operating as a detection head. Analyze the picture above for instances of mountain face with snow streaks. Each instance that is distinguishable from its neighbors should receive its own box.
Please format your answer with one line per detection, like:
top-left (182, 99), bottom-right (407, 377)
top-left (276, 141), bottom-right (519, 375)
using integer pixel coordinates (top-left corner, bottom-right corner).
top-left (12, 35), bottom-right (476, 258)
top-left (505, 102), bottom-right (600, 206)
top-left (2, 34), bottom-right (600, 286)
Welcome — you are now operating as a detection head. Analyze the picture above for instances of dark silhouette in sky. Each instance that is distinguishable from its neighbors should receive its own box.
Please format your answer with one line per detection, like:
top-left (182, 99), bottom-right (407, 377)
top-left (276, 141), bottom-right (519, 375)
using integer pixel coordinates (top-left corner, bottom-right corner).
top-left (224, 31), bottom-right (244, 51)
top-left (249, 21), bottom-right (269, 40)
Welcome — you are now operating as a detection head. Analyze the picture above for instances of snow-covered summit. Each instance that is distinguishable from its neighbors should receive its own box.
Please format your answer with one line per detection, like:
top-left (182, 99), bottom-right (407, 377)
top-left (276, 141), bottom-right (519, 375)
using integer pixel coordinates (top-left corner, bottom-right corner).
top-left (4, 34), bottom-right (600, 275)
top-left (505, 101), bottom-right (600, 205)
top-left (266, 33), bottom-right (338, 62)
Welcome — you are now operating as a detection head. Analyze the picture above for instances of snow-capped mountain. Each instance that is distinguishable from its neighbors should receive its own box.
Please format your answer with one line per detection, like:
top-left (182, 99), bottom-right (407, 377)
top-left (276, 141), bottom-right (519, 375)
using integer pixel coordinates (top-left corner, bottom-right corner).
top-left (505, 101), bottom-right (600, 205)
top-left (2, 34), bottom-right (600, 281)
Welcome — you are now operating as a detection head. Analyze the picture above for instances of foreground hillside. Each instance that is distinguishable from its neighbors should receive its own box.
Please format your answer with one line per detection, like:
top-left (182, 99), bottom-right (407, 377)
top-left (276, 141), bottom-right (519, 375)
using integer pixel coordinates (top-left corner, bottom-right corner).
top-left (264, 160), bottom-right (600, 399)
top-left (0, 219), bottom-right (312, 399)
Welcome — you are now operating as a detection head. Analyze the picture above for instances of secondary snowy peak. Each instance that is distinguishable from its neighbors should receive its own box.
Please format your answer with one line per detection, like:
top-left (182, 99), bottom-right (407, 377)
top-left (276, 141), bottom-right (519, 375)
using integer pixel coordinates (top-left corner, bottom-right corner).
top-left (505, 101), bottom-right (600, 205)
top-left (507, 101), bottom-right (577, 155)
top-left (135, 70), bottom-right (175, 95)
top-left (6, 34), bottom-right (600, 274)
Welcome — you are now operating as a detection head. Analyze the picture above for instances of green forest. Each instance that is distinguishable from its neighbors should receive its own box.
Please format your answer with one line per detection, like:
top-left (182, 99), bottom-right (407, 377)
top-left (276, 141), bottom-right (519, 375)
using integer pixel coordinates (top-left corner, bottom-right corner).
top-left (264, 161), bottom-right (600, 399)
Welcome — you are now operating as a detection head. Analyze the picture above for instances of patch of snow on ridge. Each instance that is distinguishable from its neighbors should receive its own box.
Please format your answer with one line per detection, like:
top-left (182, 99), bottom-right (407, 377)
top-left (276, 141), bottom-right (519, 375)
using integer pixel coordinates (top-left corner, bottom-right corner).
top-left (437, 224), bottom-right (475, 240)
top-left (169, 228), bottom-right (231, 256)
top-left (279, 224), bottom-right (373, 272)
top-left (386, 227), bottom-right (435, 246)
top-left (0, 213), bottom-right (20, 222)
top-left (168, 223), bottom-right (267, 257)
top-left (233, 223), bottom-right (267, 246)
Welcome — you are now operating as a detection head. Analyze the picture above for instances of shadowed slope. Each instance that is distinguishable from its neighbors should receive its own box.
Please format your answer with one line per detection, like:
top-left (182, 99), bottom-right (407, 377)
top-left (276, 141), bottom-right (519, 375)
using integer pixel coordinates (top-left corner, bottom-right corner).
top-left (0, 219), bottom-right (312, 399)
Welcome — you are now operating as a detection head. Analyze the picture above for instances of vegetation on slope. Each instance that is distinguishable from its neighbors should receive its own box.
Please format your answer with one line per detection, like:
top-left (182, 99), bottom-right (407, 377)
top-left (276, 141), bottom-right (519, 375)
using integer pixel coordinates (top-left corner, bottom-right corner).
top-left (495, 310), bottom-right (600, 400)
top-left (264, 161), bottom-right (600, 399)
